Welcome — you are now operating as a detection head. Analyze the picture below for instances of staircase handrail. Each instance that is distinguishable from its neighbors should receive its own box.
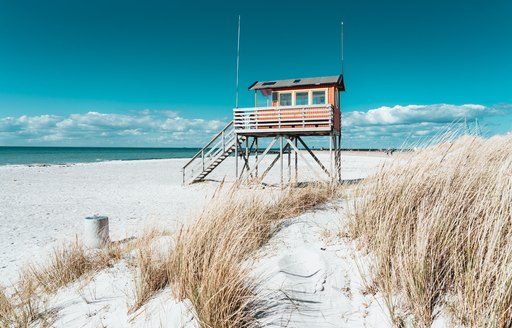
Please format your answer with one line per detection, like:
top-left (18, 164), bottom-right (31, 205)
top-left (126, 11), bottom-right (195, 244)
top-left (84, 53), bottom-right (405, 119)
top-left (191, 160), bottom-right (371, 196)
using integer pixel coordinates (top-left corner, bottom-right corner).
top-left (182, 121), bottom-right (234, 184)
top-left (182, 121), bottom-right (233, 170)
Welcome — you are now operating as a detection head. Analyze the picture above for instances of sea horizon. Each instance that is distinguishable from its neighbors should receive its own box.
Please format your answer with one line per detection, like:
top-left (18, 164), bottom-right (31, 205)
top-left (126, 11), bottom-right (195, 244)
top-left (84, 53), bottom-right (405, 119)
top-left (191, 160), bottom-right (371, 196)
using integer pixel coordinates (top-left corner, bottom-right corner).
top-left (0, 145), bottom-right (394, 166)
top-left (0, 146), bottom-right (203, 166)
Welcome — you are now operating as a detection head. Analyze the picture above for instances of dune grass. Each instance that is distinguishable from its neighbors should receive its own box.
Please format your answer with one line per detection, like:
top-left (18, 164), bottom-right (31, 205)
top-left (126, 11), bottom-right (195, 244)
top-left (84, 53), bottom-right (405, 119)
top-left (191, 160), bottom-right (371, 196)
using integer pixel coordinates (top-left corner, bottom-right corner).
top-left (0, 239), bottom-right (129, 327)
top-left (349, 135), bottom-right (512, 327)
top-left (1, 272), bottom-right (54, 327)
top-left (128, 182), bottom-right (336, 327)
top-left (3, 182), bottom-right (335, 327)
top-left (130, 246), bottom-right (170, 314)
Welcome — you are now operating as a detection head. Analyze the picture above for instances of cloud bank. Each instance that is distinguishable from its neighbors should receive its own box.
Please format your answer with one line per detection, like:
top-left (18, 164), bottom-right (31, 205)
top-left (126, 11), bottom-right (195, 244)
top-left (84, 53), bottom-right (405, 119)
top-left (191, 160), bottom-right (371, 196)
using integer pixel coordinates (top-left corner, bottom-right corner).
top-left (0, 104), bottom-right (508, 148)
top-left (0, 110), bottom-right (227, 147)
top-left (342, 104), bottom-right (505, 148)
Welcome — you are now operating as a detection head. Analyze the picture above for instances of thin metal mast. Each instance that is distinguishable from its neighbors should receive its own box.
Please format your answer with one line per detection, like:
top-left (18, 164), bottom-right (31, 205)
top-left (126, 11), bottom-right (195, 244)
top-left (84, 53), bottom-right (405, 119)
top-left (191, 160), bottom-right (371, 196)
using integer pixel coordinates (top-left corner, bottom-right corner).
top-left (236, 15), bottom-right (241, 108)
top-left (341, 21), bottom-right (344, 76)
top-left (234, 15), bottom-right (241, 181)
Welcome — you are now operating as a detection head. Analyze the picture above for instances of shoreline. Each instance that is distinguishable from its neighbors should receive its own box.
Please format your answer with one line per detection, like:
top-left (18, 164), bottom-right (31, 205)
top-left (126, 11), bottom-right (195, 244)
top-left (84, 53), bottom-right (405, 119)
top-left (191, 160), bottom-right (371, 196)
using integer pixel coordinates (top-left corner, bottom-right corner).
top-left (0, 150), bottom-right (393, 168)
top-left (0, 157), bottom-right (191, 168)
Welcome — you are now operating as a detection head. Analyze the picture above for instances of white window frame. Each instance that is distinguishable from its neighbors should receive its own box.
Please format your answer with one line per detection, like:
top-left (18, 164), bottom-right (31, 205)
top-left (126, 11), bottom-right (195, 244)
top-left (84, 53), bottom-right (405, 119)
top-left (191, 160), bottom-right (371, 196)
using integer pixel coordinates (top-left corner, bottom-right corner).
top-left (311, 89), bottom-right (327, 105)
top-left (294, 91), bottom-right (309, 106)
top-left (277, 88), bottom-right (328, 106)
top-left (278, 92), bottom-right (293, 106)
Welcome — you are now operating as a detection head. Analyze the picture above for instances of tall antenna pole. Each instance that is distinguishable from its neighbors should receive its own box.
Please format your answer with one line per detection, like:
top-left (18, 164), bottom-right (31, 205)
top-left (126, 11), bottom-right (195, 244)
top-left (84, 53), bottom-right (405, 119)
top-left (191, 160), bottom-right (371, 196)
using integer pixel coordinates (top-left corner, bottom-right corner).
top-left (236, 15), bottom-right (241, 108)
top-left (341, 21), bottom-right (344, 76)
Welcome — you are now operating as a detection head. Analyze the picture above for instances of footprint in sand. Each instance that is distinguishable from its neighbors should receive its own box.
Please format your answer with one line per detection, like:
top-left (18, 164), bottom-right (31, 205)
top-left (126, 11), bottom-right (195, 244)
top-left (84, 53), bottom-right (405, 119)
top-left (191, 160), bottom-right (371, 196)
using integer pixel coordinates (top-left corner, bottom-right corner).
top-left (277, 248), bottom-right (327, 295)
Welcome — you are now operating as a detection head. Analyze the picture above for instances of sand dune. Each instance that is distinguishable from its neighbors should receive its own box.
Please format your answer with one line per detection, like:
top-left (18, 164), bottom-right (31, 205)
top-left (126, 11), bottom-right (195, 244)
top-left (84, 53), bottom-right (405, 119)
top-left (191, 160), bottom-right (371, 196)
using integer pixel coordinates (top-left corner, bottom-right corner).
top-left (0, 152), bottom-right (389, 327)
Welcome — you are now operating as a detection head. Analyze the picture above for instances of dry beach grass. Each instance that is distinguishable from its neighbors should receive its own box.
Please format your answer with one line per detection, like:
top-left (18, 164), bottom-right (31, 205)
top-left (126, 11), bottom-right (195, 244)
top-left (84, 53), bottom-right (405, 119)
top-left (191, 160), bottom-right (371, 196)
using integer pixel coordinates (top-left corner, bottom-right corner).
top-left (0, 182), bottom-right (335, 327)
top-left (143, 182), bottom-right (336, 327)
top-left (8, 134), bottom-right (512, 327)
top-left (0, 237), bottom-right (134, 327)
top-left (350, 135), bottom-right (512, 327)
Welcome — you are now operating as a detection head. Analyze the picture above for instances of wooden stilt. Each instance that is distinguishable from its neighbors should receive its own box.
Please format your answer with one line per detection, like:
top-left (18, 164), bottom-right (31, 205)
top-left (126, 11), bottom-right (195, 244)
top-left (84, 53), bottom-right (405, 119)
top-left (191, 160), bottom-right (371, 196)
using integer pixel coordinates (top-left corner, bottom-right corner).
top-left (294, 137), bottom-right (298, 182)
top-left (296, 137), bottom-right (331, 178)
top-left (240, 137), bottom-right (256, 178)
top-left (337, 133), bottom-right (342, 182)
top-left (287, 139), bottom-right (291, 184)
top-left (245, 136), bottom-right (278, 178)
top-left (255, 137), bottom-right (258, 177)
top-left (329, 134), bottom-right (334, 180)
top-left (285, 137), bottom-right (324, 181)
top-left (245, 137), bottom-right (249, 174)
top-left (279, 136), bottom-right (284, 188)
top-left (234, 134), bottom-right (238, 179)
top-left (334, 134), bottom-right (338, 180)
top-left (260, 144), bottom-right (290, 182)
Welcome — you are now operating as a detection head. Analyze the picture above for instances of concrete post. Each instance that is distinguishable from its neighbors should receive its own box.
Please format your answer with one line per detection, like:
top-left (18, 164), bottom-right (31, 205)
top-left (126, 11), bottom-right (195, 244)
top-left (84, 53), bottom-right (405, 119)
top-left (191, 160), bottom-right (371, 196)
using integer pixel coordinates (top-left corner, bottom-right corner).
top-left (83, 215), bottom-right (109, 249)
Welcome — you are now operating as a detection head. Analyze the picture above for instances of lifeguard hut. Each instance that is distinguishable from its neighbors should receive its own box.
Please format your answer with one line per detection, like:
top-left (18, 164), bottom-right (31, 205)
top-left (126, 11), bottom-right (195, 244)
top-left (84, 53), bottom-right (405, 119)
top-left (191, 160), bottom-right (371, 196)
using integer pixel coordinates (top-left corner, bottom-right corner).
top-left (182, 74), bottom-right (345, 185)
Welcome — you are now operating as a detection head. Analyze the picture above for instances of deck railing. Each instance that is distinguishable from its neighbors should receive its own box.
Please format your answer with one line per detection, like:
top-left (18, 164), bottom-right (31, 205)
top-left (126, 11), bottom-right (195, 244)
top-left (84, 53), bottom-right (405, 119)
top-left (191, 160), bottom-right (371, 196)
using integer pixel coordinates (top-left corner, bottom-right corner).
top-left (233, 104), bottom-right (334, 133)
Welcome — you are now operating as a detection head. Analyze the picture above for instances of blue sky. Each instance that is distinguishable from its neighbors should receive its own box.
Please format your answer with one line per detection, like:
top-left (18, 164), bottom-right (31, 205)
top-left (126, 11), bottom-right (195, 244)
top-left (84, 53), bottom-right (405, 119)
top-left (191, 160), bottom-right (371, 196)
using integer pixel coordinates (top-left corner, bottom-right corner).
top-left (0, 0), bottom-right (511, 148)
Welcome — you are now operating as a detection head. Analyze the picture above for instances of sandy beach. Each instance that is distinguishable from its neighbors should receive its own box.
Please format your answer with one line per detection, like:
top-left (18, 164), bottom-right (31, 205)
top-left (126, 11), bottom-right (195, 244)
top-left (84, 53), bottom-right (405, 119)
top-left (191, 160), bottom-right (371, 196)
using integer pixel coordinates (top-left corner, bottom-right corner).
top-left (0, 152), bottom-right (390, 327)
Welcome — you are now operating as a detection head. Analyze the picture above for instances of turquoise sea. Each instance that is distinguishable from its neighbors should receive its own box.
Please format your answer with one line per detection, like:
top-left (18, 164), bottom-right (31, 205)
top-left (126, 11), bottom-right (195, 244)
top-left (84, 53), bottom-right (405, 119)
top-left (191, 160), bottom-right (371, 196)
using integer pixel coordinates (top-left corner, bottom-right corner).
top-left (0, 147), bottom-right (201, 166)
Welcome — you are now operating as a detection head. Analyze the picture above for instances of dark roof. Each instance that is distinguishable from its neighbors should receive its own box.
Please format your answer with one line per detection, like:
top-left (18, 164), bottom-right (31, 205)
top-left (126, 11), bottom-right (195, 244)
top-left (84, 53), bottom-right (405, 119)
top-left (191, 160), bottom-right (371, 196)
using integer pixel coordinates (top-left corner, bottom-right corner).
top-left (248, 75), bottom-right (345, 91)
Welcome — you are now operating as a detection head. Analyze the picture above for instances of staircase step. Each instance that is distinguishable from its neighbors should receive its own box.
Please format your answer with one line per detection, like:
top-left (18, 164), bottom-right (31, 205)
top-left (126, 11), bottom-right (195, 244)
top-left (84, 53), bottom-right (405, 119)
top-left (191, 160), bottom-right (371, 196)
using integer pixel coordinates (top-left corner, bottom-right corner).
top-left (184, 121), bottom-right (246, 183)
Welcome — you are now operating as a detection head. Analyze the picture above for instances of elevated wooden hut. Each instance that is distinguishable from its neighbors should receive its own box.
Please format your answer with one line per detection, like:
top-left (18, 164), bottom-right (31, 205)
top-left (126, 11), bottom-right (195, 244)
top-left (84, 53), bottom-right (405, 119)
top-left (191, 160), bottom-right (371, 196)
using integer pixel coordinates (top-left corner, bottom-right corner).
top-left (182, 74), bottom-right (345, 185)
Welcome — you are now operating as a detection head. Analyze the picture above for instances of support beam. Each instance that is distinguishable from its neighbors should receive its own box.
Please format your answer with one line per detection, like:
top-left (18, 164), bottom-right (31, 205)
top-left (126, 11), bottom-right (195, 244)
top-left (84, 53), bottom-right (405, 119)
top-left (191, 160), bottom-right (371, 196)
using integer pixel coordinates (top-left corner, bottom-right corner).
top-left (337, 133), bottom-right (342, 182)
top-left (279, 136), bottom-right (284, 188)
top-left (287, 139), bottom-right (291, 184)
top-left (240, 137), bottom-right (256, 179)
top-left (332, 135), bottom-right (336, 181)
top-left (294, 137), bottom-right (298, 182)
top-left (245, 137), bottom-right (249, 173)
top-left (329, 133), bottom-right (333, 179)
top-left (255, 137), bottom-right (259, 177)
top-left (237, 142), bottom-right (244, 178)
top-left (260, 143), bottom-right (290, 182)
top-left (234, 134), bottom-right (238, 179)
top-left (297, 137), bottom-right (331, 178)
top-left (245, 136), bottom-right (278, 178)
top-left (285, 137), bottom-right (324, 181)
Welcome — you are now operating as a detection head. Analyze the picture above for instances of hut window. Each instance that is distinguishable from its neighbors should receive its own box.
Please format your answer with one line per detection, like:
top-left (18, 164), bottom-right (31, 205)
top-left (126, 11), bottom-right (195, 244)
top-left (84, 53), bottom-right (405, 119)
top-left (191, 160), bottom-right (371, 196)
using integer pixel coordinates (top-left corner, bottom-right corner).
top-left (295, 92), bottom-right (309, 105)
top-left (271, 92), bottom-right (278, 102)
top-left (312, 91), bottom-right (326, 104)
top-left (279, 93), bottom-right (292, 106)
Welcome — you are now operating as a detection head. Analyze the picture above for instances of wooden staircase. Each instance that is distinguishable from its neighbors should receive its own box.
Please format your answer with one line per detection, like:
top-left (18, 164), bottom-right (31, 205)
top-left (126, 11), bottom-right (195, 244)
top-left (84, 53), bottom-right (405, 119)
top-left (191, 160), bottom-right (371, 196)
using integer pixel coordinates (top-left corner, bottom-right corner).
top-left (182, 121), bottom-right (244, 184)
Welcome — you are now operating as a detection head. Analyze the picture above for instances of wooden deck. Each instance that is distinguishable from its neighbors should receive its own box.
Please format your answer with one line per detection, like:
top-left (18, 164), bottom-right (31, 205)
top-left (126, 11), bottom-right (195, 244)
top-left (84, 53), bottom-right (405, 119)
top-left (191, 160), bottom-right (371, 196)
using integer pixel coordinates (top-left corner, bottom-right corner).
top-left (233, 104), bottom-right (340, 136)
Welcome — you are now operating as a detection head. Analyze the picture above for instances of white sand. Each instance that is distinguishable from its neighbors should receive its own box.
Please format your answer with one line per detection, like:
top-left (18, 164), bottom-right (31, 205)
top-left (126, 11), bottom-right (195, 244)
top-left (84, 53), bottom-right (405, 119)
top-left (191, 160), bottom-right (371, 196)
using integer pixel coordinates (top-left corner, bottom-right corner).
top-left (0, 152), bottom-right (390, 327)
top-left (252, 202), bottom-right (391, 327)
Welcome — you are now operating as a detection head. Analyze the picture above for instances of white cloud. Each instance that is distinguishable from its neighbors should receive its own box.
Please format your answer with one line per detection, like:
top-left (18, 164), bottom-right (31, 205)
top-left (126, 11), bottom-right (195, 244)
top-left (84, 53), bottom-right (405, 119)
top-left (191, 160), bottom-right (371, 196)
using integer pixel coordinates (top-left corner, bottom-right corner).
top-left (0, 110), bottom-right (227, 147)
top-left (1, 104), bottom-right (509, 148)
top-left (342, 104), bottom-right (506, 148)
top-left (344, 104), bottom-right (494, 127)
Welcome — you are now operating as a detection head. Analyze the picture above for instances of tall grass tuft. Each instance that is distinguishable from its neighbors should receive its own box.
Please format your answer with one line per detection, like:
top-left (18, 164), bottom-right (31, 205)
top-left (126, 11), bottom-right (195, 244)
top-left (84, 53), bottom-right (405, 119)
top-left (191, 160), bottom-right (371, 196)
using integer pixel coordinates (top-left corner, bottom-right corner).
top-left (130, 246), bottom-right (170, 313)
top-left (349, 135), bottom-right (512, 327)
top-left (2, 239), bottom-right (128, 327)
top-left (27, 241), bottom-right (96, 294)
top-left (163, 183), bottom-right (336, 327)
top-left (0, 278), bottom-right (54, 327)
